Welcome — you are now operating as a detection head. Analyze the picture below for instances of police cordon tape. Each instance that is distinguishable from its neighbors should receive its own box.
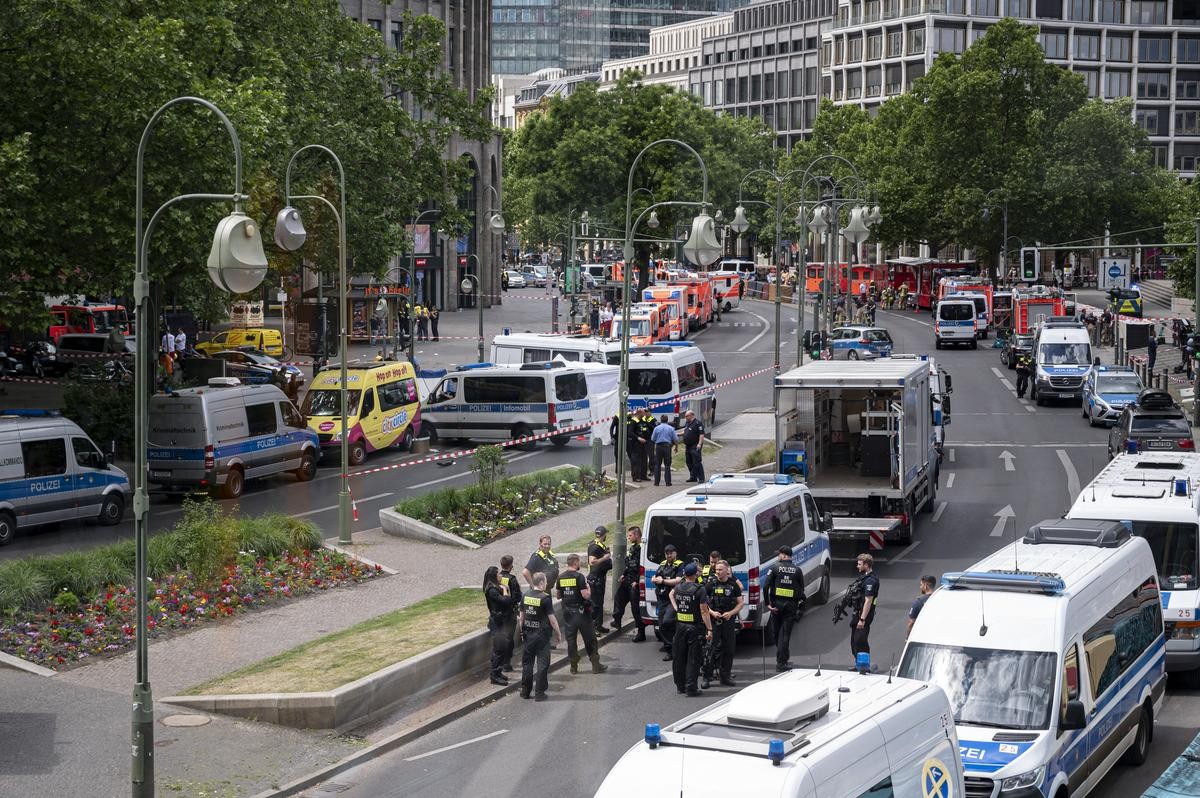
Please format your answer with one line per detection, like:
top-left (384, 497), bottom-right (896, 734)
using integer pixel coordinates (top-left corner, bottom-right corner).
top-left (0, 375), bottom-right (64, 386)
top-left (343, 363), bottom-right (778, 480)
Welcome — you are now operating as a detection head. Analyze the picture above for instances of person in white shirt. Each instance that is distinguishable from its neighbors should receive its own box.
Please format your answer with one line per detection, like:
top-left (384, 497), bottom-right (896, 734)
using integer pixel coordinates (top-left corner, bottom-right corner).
top-left (173, 328), bottom-right (186, 355)
top-left (161, 330), bottom-right (176, 357)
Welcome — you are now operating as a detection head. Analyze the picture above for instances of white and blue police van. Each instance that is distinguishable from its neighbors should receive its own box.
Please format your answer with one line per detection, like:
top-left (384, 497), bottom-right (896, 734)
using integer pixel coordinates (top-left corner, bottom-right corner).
top-left (640, 474), bottom-right (833, 634)
top-left (626, 342), bottom-right (717, 427)
top-left (489, 332), bottom-right (622, 366)
top-left (0, 410), bottom-right (131, 545)
top-left (1032, 320), bottom-right (1092, 406)
top-left (900, 519), bottom-right (1166, 798)
top-left (420, 361), bottom-right (592, 448)
top-left (595, 668), bottom-right (965, 798)
top-left (147, 378), bottom-right (319, 500)
top-left (935, 298), bottom-right (978, 350)
top-left (1067, 453), bottom-right (1200, 682)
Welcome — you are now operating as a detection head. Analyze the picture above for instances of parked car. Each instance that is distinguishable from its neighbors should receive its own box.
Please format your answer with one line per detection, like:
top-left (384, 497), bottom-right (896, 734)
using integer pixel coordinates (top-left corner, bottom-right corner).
top-left (503, 270), bottom-right (527, 289)
top-left (211, 348), bottom-right (306, 388)
top-left (520, 267), bottom-right (547, 287)
top-left (999, 331), bottom-right (1034, 369)
top-left (828, 326), bottom-right (893, 360)
top-left (1107, 389), bottom-right (1194, 458)
top-left (56, 333), bottom-right (136, 367)
top-left (0, 340), bottom-right (71, 378)
top-left (1082, 365), bottom-right (1143, 427)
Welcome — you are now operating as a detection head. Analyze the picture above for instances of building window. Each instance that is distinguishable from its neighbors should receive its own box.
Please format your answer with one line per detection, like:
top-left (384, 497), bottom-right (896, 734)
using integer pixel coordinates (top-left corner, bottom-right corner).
top-left (835, 38), bottom-right (845, 64)
top-left (1104, 69), bottom-right (1131, 98)
top-left (908, 26), bottom-right (926, 55)
top-left (1175, 143), bottom-right (1200, 171)
top-left (726, 77), bottom-right (736, 102)
top-left (888, 29), bottom-right (904, 56)
top-left (822, 41), bottom-right (832, 66)
top-left (1175, 109), bottom-right (1200, 134)
top-left (1181, 38), bottom-right (1200, 63)
top-left (1179, 72), bottom-right (1200, 99)
top-left (866, 66), bottom-right (882, 95)
top-left (1130, 1), bottom-right (1167, 22)
top-left (849, 36), bottom-right (863, 61)
top-left (793, 68), bottom-right (804, 95)
top-left (1107, 34), bottom-right (1131, 61)
top-left (946, 0), bottom-right (967, 13)
top-left (738, 76), bottom-right (749, 101)
top-left (1040, 30), bottom-right (1067, 59)
top-left (971, 25), bottom-right (991, 43)
top-left (1068, 0), bottom-right (1093, 19)
top-left (777, 71), bottom-right (788, 97)
top-left (1004, 0), bottom-right (1032, 14)
top-left (935, 27), bottom-right (966, 53)
top-left (1150, 144), bottom-right (1168, 167)
top-left (368, 18), bottom-right (382, 33)
top-left (868, 33), bottom-right (883, 59)
top-left (906, 61), bottom-right (926, 89)
top-left (886, 63), bottom-right (902, 93)
top-left (1077, 68), bottom-right (1100, 96)
top-left (1074, 32), bottom-right (1100, 59)
top-left (1097, 0), bottom-right (1123, 20)
top-left (1036, 0), bottom-right (1062, 17)
top-left (1136, 108), bottom-right (1164, 134)
top-left (765, 72), bottom-right (775, 99)
top-left (847, 70), bottom-right (863, 98)
top-left (391, 21), bottom-right (403, 49)
top-left (1138, 36), bottom-right (1171, 62)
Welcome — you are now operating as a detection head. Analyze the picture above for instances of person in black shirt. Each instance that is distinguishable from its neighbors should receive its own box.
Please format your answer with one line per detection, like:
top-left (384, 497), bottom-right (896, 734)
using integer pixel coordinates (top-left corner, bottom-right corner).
top-left (670, 562), bottom-right (713, 696)
top-left (764, 546), bottom-right (802, 672)
top-left (700, 549), bottom-right (721, 580)
top-left (681, 409), bottom-right (706, 482)
top-left (557, 553), bottom-right (608, 674)
top-left (587, 526), bottom-right (613, 634)
top-left (702, 560), bottom-right (743, 688)
top-left (497, 555), bottom-right (523, 671)
top-left (483, 566), bottom-right (515, 686)
top-left (522, 534), bottom-right (558, 591)
top-left (906, 574), bottom-right (936, 638)
top-left (652, 544), bottom-right (684, 660)
top-left (635, 408), bottom-right (656, 481)
top-left (852, 553), bottom-right (880, 662)
top-left (519, 572), bottom-right (562, 701)
top-left (611, 525), bottom-right (647, 641)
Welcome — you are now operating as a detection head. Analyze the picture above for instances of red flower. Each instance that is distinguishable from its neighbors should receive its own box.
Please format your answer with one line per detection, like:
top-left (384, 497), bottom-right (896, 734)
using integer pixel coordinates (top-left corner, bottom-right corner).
top-left (83, 627), bottom-right (94, 637)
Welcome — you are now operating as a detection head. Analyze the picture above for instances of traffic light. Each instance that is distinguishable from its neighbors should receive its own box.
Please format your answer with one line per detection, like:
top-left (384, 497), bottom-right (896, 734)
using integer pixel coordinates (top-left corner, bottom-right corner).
top-left (1020, 247), bottom-right (1039, 282)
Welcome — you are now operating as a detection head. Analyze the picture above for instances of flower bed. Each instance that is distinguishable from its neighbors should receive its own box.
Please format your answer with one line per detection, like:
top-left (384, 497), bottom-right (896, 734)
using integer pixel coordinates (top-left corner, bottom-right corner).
top-left (393, 466), bottom-right (615, 545)
top-left (0, 548), bottom-right (382, 670)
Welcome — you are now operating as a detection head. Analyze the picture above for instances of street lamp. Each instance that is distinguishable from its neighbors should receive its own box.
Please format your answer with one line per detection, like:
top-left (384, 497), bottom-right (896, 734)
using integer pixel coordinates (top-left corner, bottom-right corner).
top-left (274, 144), bottom-right (352, 548)
top-left (132, 96), bottom-right (267, 798)
top-left (459, 255), bottom-right (486, 363)
top-left (982, 188), bottom-right (1009, 285)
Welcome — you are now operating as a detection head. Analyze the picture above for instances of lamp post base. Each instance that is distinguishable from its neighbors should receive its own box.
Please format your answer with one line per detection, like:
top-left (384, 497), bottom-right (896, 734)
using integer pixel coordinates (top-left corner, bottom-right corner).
top-left (131, 681), bottom-right (155, 797)
top-left (338, 491), bottom-right (353, 545)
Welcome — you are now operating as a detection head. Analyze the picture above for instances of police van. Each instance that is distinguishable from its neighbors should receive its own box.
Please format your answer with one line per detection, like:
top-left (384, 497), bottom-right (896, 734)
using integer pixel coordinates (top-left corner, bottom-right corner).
top-left (147, 378), bottom-right (319, 499)
top-left (1032, 321), bottom-right (1092, 406)
top-left (0, 410), bottom-right (131, 545)
top-left (640, 474), bottom-right (833, 633)
top-left (420, 361), bottom-right (591, 449)
top-left (900, 519), bottom-right (1166, 798)
top-left (1067, 453), bottom-right (1200, 681)
top-left (595, 668), bottom-right (965, 798)
top-left (934, 298), bottom-right (978, 349)
top-left (626, 342), bottom-right (717, 427)
top-left (490, 332), bottom-right (621, 365)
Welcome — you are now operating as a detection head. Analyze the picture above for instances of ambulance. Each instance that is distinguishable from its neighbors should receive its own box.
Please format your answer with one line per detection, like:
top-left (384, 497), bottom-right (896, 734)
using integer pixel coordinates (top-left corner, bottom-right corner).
top-left (672, 277), bottom-right (715, 331)
top-left (611, 303), bottom-right (668, 346)
top-left (300, 361), bottom-right (421, 465)
top-left (640, 286), bottom-right (688, 340)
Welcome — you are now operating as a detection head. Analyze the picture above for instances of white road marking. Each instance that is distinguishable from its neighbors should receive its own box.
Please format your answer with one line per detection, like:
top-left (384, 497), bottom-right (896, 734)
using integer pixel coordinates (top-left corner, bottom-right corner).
top-left (999, 450), bottom-right (1016, 471)
top-left (737, 310), bottom-right (772, 352)
top-left (989, 505), bottom-right (1015, 537)
top-left (990, 367), bottom-right (1007, 380)
top-left (403, 729), bottom-right (509, 762)
top-left (999, 377), bottom-right (1016, 391)
top-left (947, 448), bottom-right (956, 463)
top-left (892, 540), bottom-right (923, 562)
top-left (294, 492), bottom-right (393, 518)
top-left (1056, 449), bottom-right (1081, 503)
top-left (931, 501), bottom-right (948, 523)
top-left (626, 671), bottom-right (674, 691)
top-left (945, 472), bottom-right (956, 488)
top-left (1025, 405), bottom-right (1037, 413)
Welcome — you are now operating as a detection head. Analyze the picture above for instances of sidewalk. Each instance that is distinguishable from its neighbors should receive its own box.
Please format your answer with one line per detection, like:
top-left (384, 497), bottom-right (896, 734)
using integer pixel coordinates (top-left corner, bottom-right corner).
top-left (9, 435), bottom-right (760, 797)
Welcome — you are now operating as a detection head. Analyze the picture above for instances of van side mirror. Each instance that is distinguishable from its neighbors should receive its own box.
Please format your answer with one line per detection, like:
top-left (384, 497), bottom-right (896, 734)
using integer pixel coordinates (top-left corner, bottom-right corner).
top-left (706, 368), bottom-right (717, 383)
top-left (944, 373), bottom-right (953, 393)
top-left (1060, 699), bottom-right (1086, 731)
top-left (105, 451), bottom-right (114, 465)
top-left (942, 396), bottom-right (952, 417)
top-left (822, 512), bottom-right (833, 532)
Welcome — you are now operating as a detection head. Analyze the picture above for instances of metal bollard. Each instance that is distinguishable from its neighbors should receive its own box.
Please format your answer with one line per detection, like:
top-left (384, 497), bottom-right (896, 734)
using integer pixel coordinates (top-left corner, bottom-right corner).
top-left (592, 436), bottom-right (603, 473)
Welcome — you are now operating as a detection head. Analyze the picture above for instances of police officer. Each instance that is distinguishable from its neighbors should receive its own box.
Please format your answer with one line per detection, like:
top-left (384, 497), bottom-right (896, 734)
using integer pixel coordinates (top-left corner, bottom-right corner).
top-left (764, 546), bottom-right (802, 671)
top-left (613, 402), bottom-right (645, 481)
top-left (522, 534), bottom-right (558, 592)
top-left (702, 559), bottom-right (743, 689)
top-left (906, 574), bottom-right (936, 638)
top-left (682, 409), bottom-right (706, 482)
top-left (652, 543), bottom-right (684, 660)
top-left (635, 407), bottom-right (656, 482)
top-left (851, 553), bottom-right (880, 662)
top-left (557, 553), bottom-right (608, 675)
top-left (519, 572), bottom-right (562, 701)
top-left (611, 525), bottom-right (647, 641)
top-left (498, 554), bottom-right (522, 671)
top-left (700, 550), bottom-right (721, 580)
top-left (670, 562), bottom-right (713, 696)
top-left (587, 525), bottom-right (613, 634)
top-left (483, 566), bottom-right (515, 686)
top-left (1015, 350), bottom-right (1033, 399)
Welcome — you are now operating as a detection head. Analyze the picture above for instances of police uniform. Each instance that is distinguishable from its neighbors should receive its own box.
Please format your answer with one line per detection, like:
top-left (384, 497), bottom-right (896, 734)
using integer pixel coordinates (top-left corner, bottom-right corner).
top-left (620, 411), bottom-right (644, 481)
top-left (635, 411), bottom-right (656, 480)
top-left (851, 571), bottom-right (880, 658)
top-left (703, 573), bottom-right (742, 684)
top-left (587, 537), bottom-right (612, 631)
top-left (655, 556), bottom-right (683, 654)
top-left (498, 569), bottom-right (522, 670)
top-left (525, 548), bottom-right (559, 594)
top-left (683, 417), bottom-right (706, 482)
top-left (485, 579), bottom-right (516, 683)
top-left (557, 568), bottom-right (604, 673)
top-left (519, 588), bottom-right (555, 699)
top-left (700, 562), bottom-right (718, 580)
top-left (671, 578), bottom-right (710, 694)
top-left (1015, 353), bottom-right (1033, 398)
top-left (765, 557), bottom-right (803, 669)
top-left (612, 538), bottom-right (646, 638)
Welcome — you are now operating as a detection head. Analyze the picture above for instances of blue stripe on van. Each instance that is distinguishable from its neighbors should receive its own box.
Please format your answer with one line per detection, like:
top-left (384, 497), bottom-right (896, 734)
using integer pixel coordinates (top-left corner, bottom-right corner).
top-left (457, 399), bottom-right (591, 413)
top-left (0, 471), bottom-right (130, 502)
top-left (147, 430), bottom-right (318, 461)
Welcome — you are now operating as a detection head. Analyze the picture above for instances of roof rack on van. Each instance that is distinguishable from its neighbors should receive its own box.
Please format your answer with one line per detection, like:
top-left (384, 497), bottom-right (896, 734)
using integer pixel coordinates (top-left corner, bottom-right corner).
top-left (0, 408), bottom-right (61, 417)
top-left (207, 377), bottom-right (241, 388)
top-left (941, 570), bottom-right (1066, 594)
top-left (519, 361), bottom-right (568, 370)
top-left (687, 476), bottom-right (764, 496)
top-left (1041, 317), bottom-right (1084, 328)
top-left (1023, 518), bottom-right (1130, 548)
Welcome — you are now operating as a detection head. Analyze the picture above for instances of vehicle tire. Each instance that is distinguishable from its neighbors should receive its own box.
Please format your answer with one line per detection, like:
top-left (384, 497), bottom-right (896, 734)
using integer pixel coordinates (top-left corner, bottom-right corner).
top-left (398, 426), bottom-right (415, 452)
top-left (896, 501), bottom-right (914, 544)
top-left (934, 339), bottom-right (942, 350)
top-left (724, 301), bottom-right (732, 313)
top-left (348, 440), bottom-right (367, 467)
top-left (97, 493), bottom-right (124, 526)
top-left (0, 510), bottom-right (14, 546)
top-left (921, 477), bottom-right (937, 513)
top-left (970, 339), bottom-right (978, 350)
top-left (294, 451), bottom-right (317, 482)
top-left (221, 467), bottom-right (244, 500)
top-left (813, 566), bottom-right (831, 605)
top-left (512, 423), bottom-right (537, 451)
top-left (424, 423), bottom-right (439, 446)
top-left (550, 434), bottom-right (571, 447)
top-left (848, 350), bottom-right (859, 361)
top-left (1121, 703), bottom-right (1153, 766)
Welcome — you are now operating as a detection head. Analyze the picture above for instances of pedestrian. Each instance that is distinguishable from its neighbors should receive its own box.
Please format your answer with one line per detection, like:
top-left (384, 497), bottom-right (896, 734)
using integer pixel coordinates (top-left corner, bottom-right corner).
top-left (161, 327), bottom-right (176, 359)
top-left (652, 543), bottom-right (684, 660)
top-left (587, 525), bottom-right (612, 634)
top-left (557, 553), bottom-right (608, 675)
top-left (1015, 351), bottom-right (1032, 399)
top-left (615, 401), bottom-right (645, 481)
top-left (701, 559), bottom-right (743, 689)
top-left (498, 554), bottom-right (522, 671)
top-left (1148, 332), bottom-right (1157, 373)
top-left (764, 546), bottom-right (802, 671)
top-left (636, 407), bottom-right (656, 480)
top-left (518, 572), bottom-right (561, 701)
top-left (650, 414), bottom-right (678, 486)
top-left (369, 315), bottom-right (379, 345)
top-left (589, 302), bottom-right (600, 334)
top-left (682, 409), bottom-right (706, 483)
top-left (174, 327), bottom-right (187, 355)
top-left (906, 575), bottom-right (936, 638)
top-left (669, 562), bottom-right (713, 697)
top-left (416, 305), bottom-right (429, 341)
top-left (851, 553), bottom-right (880, 663)
top-left (600, 304), bottom-right (613, 337)
top-left (700, 550), bottom-right (721, 581)
top-left (522, 534), bottom-right (559, 592)
top-left (501, 271), bottom-right (509, 292)
top-left (1188, 335), bottom-right (1197, 381)
top-left (611, 525), bottom-right (647, 641)
top-left (483, 566), bottom-right (515, 685)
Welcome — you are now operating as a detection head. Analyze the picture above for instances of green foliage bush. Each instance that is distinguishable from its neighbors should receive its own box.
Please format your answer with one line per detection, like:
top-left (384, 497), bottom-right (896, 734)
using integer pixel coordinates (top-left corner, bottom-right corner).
top-left (62, 380), bottom-right (134, 458)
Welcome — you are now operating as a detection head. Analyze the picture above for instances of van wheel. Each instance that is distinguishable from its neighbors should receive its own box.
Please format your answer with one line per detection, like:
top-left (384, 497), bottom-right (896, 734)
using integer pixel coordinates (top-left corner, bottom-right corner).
top-left (221, 467), bottom-right (244, 500)
top-left (1122, 703), bottom-right (1153, 766)
top-left (512, 424), bottom-right (537, 451)
top-left (813, 567), bottom-right (831, 605)
top-left (348, 441), bottom-right (367, 466)
top-left (724, 301), bottom-right (732, 313)
top-left (398, 427), bottom-right (415, 452)
top-left (896, 501), bottom-right (914, 544)
top-left (550, 434), bottom-right (571, 447)
top-left (97, 493), bottom-right (124, 525)
top-left (424, 423), bottom-right (438, 446)
top-left (921, 478), bottom-right (937, 513)
top-left (969, 339), bottom-right (978, 350)
top-left (934, 339), bottom-right (942, 349)
top-left (294, 452), bottom-right (317, 482)
top-left (0, 511), bottom-right (16, 546)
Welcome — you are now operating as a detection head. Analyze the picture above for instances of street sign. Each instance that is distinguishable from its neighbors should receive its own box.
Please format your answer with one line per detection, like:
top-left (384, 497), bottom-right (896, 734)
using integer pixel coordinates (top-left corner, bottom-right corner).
top-left (1098, 258), bottom-right (1130, 291)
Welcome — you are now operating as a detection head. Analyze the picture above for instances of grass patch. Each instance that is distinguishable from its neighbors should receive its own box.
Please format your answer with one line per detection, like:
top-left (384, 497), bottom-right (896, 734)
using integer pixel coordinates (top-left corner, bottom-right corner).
top-left (742, 440), bottom-right (776, 470)
top-left (563, 509), bottom-right (648, 553)
top-left (185, 587), bottom-right (485, 695)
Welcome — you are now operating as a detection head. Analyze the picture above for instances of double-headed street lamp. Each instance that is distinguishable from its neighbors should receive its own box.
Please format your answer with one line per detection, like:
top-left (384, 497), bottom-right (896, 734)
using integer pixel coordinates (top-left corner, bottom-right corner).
top-left (274, 144), bottom-right (352, 548)
top-left (132, 96), bottom-right (269, 798)
top-left (459, 253), bottom-right (486, 363)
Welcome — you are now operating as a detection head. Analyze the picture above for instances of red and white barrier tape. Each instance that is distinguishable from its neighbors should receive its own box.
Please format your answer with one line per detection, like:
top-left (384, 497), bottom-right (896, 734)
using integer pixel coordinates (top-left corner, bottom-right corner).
top-left (0, 375), bottom-right (64, 386)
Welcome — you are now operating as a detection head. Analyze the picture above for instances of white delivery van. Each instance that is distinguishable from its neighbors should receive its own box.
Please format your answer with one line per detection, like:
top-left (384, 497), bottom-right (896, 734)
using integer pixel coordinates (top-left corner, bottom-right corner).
top-left (595, 669), bottom-right (965, 798)
top-left (0, 410), bottom-right (131, 544)
top-left (945, 291), bottom-right (990, 338)
top-left (1067, 453), bottom-right (1200, 680)
top-left (640, 474), bottom-right (833, 632)
top-left (490, 332), bottom-right (622, 365)
top-left (420, 361), bottom-right (592, 449)
top-left (1032, 322), bottom-right (1092, 406)
top-left (892, 353), bottom-right (953, 465)
top-left (147, 378), bottom-right (319, 499)
top-left (900, 518), bottom-right (1166, 798)
top-left (934, 299), bottom-right (978, 349)
top-left (627, 342), bottom-right (717, 426)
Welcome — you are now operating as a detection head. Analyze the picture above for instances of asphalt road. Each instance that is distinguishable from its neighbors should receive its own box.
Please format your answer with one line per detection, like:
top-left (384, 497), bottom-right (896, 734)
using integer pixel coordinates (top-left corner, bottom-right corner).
top-left (304, 304), bottom-right (1200, 798)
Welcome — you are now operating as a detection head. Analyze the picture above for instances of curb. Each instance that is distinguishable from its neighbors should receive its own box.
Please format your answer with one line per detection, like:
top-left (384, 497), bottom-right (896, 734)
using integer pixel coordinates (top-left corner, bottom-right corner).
top-left (322, 535), bottom-right (400, 575)
top-left (0, 650), bottom-right (56, 677)
top-left (379, 507), bottom-right (480, 549)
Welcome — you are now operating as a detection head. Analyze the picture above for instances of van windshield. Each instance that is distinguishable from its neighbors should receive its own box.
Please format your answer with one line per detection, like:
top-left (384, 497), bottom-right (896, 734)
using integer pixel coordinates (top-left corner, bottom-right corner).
top-left (1129, 521), bottom-right (1199, 590)
top-left (614, 319), bottom-right (650, 337)
top-left (646, 515), bottom-right (747, 566)
top-left (939, 303), bottom-right (973, 321)
top-left (1038, 342), bottom-right (1090, 366)
top-left (302, 389), bottom-right (362, 417)
top-left (898, 643), bottom-right (1056, 730)
top-left (629, 368), bottom-right (672, 395)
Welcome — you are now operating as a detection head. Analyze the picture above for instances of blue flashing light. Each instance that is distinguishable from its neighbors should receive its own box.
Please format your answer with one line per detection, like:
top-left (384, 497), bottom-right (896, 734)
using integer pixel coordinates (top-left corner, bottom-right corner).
top-left (1176, 479), bottom-right (1189, 497)
top-left (855, 652), bottom-right (871, 674)
top-left (0, 409), bottom-right (61, 417)
top-left (457, 362), bottom-right (495, 371)
top-left (694, 495), bottom-right (708, 503)
top-left (502, 327), bottom-right (511, 336)
top-left (941, 570), bottom-right (1066, 595)
top-left (1120, 520), bottom-right (1134, 533)
top-left (645, 723), bottom-right (662, 748)
top-left (768, 738), bottom-right (785, 766)
top-left (1126, 439), bottom-right (1140, 454)
top-left (773, 474), bottom-right (794, 485)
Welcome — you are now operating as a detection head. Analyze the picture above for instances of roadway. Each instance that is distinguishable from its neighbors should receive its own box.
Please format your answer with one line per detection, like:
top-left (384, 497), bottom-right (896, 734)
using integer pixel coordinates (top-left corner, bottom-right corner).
top-left (302, 303), bottom-right (1200, 798)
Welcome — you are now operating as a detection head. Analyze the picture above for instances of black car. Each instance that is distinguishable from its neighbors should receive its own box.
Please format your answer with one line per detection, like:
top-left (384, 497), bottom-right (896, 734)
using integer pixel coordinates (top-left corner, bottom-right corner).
top-left (1000, 332), bottom-right (1034, 370)
top-left (1107, 389), bottom-right (1195, 458)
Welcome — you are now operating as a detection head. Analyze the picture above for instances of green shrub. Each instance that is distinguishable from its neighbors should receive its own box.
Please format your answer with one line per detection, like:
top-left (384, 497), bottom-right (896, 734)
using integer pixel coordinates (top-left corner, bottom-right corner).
top-left (279, 516), bottom-right (321, 552)
top-left (90, 542), bottom-right (136, 588)
top-left (62, 380), bottom-right (134, 458)
top-left (147, 532), bottom-right (184, 579)
top-left (36, 551), bottom-right (103, 601)
top-left (175, 502), bottom-right (240, 583)
top-left (0, 560), bottom-right (51, 611)
top-left (742, 441), bottom-right (776, 470)
top-left (237, 515), bottom-right (291, 557)
top-left (471, 445), bottom-right (507, 497)
top-left (52, 589), bottom-right (80, 613)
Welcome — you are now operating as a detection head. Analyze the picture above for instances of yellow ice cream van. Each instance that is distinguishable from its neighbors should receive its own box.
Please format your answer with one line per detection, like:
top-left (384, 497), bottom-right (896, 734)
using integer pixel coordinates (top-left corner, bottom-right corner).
top-left (301, 362), bottom-right (421, 465)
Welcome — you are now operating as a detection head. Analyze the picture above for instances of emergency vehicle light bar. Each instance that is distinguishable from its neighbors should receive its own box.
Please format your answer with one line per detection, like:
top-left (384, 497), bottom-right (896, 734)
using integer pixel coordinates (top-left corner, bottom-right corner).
top-left (941, 570), bottom-right (1065, 594)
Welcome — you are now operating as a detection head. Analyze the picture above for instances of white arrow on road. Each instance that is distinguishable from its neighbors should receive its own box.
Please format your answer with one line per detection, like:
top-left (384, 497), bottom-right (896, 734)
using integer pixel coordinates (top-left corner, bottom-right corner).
top-left (999, 450), bottom-right (1016, 471)
top-left (989, 504), bottom-right (1015, 537)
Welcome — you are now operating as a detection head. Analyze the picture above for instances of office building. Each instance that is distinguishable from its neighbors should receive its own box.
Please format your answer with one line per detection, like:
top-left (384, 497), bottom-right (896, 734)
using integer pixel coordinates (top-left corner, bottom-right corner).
top-left (601, 14), bottom-right (735, 91)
